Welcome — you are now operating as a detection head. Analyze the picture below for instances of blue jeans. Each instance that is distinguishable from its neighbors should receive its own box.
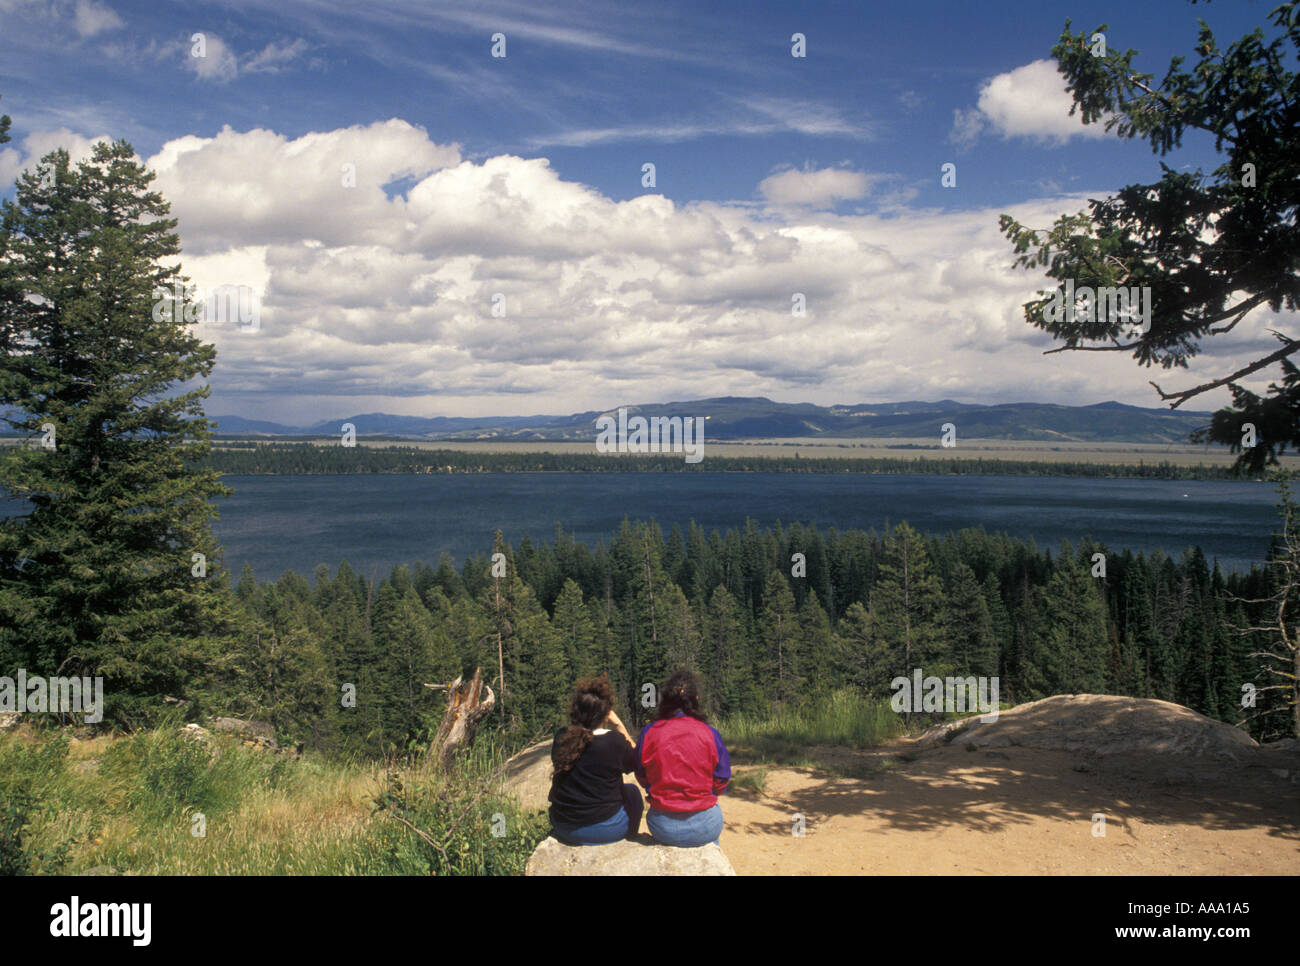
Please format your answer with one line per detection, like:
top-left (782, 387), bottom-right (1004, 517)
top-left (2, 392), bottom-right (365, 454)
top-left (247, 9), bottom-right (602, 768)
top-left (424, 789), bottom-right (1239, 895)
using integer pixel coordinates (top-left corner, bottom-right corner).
top-left (646, 804), bottom-right (723, 847)
top-left (552, 784), bottom-right (643, 845)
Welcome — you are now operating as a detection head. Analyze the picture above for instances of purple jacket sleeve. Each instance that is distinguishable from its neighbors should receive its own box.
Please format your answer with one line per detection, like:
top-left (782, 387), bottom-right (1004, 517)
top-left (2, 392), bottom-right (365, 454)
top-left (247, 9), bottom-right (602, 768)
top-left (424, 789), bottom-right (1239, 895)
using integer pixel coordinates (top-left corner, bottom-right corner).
top-left (710, 725), bottom-right (731, 795)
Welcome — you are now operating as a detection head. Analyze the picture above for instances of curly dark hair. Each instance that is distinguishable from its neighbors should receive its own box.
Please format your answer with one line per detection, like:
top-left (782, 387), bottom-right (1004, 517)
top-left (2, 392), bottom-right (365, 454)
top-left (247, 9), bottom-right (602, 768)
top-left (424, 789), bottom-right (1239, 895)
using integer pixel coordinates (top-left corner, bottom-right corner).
top-left (552, 675), bottom-right (615, 776)
top-left (656, 669), bottom-right (707, 722)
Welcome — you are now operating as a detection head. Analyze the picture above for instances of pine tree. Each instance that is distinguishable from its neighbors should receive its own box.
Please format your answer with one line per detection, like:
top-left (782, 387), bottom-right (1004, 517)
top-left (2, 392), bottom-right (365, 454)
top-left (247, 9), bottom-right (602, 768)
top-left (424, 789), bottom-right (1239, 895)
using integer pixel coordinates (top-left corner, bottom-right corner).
top-left (0, 141), bottom-right (238, 723)
top-left (1026, 564), bottom-right (1109, 697)
top-left (701, 584), bottom-right (749, 716)
top-left (659, 581), bottom-right (701, 679)
top-left (552, 578), bottom-right (597, 680)
top-left (798, 589), bottom-right (837, 693)
top-left (229, 585), bottom-right (334, 750)
top-left (430, 552), bottom-right (465, 601)
top-left (519, 609), bottom-right (567, 735)
top-left (835, 601), bottom-right (891, 697)
top-left (760, 569), bottom-right (800, 705)
top-left (981, 572), bottom-right (1012, 680)
top-left (371, 584), bottom-right (453, 751)
top-left (946, 563), bottom-right (996, 677)
top-left (477, 531), bottom-right (560, 735)
top-left (614, 523), bottom-right (674, 723)
top-left (585, 596), bottom-right (620, 687)
top-left (871, 523), bottom-right (949, 686)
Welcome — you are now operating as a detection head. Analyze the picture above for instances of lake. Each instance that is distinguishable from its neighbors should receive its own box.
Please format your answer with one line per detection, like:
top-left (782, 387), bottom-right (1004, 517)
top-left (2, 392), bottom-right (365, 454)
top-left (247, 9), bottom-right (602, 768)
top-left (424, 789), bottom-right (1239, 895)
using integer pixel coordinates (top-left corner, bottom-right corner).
top-left (199, 473), bottom-right (1280, 580)
top-left (0, 472), bottom-right (1278, 580)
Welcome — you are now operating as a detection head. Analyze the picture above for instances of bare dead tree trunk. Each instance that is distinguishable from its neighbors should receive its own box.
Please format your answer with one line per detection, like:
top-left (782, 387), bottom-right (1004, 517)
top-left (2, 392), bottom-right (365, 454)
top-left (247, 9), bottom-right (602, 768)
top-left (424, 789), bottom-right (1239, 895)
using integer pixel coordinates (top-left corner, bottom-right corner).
top-left (1231, 478), bottom-right (1300, 739)
top-left (493, 569), bottom-right (505, 727)
top-left (425, 667), bottom-right (496, 769)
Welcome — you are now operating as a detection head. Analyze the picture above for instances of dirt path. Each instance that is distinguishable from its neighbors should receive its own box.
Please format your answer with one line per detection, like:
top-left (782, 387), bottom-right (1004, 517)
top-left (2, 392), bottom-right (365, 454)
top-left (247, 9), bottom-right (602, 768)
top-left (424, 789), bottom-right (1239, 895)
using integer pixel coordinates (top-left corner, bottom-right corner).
top-left (719, 739), bottom-right (1300, 875)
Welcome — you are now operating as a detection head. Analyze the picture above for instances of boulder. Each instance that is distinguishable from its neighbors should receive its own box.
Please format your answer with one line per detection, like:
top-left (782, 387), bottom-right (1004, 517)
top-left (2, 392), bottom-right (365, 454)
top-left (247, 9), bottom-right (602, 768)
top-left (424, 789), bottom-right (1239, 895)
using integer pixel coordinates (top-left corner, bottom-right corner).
top-left (526, 835), bottom-right (735, 876)
top-left (1261, 737), bottom-right (1300, 753)
top-left (914, 694), bottom-right (1259, 760)
top-left (500, 739), bottom-right (554, 811)
top-left (209, 716), bottom-right (277, 749)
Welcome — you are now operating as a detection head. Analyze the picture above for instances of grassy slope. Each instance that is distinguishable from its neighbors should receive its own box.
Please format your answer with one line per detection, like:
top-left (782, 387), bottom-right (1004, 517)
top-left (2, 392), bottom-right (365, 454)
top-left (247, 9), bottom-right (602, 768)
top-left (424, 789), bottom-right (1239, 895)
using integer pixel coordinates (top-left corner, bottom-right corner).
top-left (0, 694), bottom-right (1003, 873)
top-left (0, 723), bottom-right (547, 875)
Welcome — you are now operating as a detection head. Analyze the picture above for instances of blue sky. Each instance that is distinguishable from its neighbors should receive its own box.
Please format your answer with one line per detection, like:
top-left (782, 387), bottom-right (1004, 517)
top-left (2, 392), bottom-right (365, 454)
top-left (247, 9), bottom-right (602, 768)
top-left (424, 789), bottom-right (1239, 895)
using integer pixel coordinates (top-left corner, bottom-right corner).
top-left (0, 0), bottom-right (1289, 423)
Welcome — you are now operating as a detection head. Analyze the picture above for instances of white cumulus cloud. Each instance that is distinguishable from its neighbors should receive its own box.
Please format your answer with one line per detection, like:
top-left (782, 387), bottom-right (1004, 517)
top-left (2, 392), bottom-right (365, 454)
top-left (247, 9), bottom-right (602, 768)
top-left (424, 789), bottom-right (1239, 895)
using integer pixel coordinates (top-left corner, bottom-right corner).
top-left (758, 166), bottom-right (879, 207)
top-left (114, 120), bottom-right (1274, 425)
top-left (951, 59), bottom-right (1111, 147)
top-left (0, 126), bottom-right (115, 187)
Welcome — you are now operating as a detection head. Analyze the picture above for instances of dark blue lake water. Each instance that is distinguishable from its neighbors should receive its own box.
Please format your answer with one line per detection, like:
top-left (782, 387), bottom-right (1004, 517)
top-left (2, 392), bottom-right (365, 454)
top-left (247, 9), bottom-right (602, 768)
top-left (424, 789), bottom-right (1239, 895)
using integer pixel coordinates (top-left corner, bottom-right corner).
top-left (202, 474), bottom-right (1282, 580)
top-left (0, 473), bottom-right (1279, 580)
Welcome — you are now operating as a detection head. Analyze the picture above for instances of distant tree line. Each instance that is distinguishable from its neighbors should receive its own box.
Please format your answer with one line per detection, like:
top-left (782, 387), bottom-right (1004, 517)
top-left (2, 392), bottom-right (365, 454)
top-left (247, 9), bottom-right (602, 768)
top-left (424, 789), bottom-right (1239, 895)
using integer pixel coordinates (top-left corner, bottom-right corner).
top-left (197, 442), bottom-right (1249, 481)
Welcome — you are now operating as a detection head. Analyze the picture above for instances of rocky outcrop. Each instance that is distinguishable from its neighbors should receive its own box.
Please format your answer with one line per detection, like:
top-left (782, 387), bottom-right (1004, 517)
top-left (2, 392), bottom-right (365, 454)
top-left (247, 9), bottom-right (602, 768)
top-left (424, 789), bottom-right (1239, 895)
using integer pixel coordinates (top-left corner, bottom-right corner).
top-left (526, 836), bottom-right (735, 876)
top-left (209, 716), bottom-right (277, 749)
top-left (501, 739), bottom-right (554, 811)
top-left (915, 694), bottom-right (1259, 759)
top-left (1261, 737), bottom-right (1300, 753)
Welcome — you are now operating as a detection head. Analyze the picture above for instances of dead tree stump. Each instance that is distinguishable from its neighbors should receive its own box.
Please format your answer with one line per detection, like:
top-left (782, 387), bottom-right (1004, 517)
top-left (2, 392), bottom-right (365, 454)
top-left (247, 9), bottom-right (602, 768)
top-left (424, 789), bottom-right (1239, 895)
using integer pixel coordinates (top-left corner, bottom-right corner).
top-left (425, 667), bottom-right (496, 769)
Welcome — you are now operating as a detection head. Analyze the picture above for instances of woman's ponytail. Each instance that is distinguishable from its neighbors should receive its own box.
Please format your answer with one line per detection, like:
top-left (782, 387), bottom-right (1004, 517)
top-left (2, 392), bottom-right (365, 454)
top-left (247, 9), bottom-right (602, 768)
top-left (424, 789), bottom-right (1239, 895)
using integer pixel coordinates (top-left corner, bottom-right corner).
top-left (552, 724), bottom-right (596, 775)
top-left (551, 675), bottom-right (616, 776)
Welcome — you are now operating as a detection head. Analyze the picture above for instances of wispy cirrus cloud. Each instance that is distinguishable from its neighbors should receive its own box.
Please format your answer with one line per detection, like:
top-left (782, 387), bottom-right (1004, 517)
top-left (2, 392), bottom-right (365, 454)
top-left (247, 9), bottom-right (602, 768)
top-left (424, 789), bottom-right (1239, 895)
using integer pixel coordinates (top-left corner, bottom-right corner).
top-left (72, 0), bottom-right (123, 38)
top-left (244, 38), bottom-right (311, 74)
top-left (527, 96), bottom-right (875, 148)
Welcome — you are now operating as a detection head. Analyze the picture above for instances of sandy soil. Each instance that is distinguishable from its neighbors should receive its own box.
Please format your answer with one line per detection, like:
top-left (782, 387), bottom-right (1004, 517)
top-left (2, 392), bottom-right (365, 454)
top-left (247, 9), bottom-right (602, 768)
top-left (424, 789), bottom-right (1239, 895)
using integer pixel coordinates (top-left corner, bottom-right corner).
top-left (718, 739), bottom-right (1300, 875)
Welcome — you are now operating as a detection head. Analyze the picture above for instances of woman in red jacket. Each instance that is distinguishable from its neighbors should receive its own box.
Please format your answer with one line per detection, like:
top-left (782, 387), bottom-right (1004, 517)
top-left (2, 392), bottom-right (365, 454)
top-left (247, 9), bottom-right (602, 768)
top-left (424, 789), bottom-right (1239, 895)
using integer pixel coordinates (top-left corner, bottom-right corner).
top-left (634, 670), bottom-right (731, 848)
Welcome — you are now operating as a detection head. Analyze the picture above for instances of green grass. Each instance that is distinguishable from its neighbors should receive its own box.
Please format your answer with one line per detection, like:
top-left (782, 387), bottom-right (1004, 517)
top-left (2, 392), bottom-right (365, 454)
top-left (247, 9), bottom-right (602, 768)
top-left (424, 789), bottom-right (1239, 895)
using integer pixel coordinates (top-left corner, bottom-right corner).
top-left (716, 692), bottom-right (1021, 777)
top-left (0, 722), bottom-right (547, 875)
top-left (728, 766), bottom-right (768, 796)
top-left (719, 690), bottom-right (904, 775)
top-left (722, 689), bottom-right (902, 750)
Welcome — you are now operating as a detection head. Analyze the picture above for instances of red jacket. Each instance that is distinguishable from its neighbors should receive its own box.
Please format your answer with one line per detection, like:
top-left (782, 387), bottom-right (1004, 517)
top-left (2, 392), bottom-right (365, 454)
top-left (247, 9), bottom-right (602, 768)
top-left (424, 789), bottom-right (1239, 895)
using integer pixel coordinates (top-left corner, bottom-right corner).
top-left (634, 713), bottom-right (731, 812)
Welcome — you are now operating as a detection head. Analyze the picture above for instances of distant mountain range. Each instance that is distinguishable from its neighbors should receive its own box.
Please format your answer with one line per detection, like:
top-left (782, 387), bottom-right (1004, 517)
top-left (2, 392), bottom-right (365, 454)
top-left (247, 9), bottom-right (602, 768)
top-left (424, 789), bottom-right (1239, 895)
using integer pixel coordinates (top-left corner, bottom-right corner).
top-left (205, 397), bottom-right (1216, 444)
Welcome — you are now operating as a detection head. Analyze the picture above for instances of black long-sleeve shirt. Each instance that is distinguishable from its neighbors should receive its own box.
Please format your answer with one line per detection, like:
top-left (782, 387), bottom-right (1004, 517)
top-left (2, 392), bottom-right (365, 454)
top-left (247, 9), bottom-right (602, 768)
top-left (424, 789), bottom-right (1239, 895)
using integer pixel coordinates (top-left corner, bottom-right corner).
top-left (548, 728), bottom-right (637, 828)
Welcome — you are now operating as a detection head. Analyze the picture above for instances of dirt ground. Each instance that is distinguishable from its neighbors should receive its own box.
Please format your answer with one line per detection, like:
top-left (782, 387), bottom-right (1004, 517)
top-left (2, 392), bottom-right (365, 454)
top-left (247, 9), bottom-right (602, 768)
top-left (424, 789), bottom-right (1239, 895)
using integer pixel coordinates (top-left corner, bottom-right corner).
top-left (718, 739), bottom-right (1300, 875)
top-left (504, 697), bottom-right (1300, 875)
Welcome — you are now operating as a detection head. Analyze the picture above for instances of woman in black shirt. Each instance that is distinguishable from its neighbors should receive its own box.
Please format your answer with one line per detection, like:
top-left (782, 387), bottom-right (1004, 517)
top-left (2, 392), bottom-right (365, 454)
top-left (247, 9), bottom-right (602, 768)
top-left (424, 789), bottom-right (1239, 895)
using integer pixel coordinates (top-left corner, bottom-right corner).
top-left (549, 676), bottom-right (643, 845)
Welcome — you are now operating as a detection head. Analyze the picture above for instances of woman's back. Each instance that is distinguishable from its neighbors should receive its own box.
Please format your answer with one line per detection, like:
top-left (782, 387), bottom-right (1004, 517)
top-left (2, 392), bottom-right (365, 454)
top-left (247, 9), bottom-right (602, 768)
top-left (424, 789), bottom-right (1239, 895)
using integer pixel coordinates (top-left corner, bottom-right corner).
top-left (635, 714), bottom-right (730, 812)
top-left (549, 728), bottom-right (636, 829)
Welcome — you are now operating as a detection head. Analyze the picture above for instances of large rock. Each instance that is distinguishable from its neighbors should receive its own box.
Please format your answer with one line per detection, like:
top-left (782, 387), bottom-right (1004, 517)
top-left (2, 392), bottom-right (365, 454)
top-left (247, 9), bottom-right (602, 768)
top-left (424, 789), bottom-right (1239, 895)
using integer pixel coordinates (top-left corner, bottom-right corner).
top-left (1261, 737), bottom-right (1300, 753)
top-left (915, 694), bottom-right (1259, 759)
top-left (526, 835), bottom-right (735, 876)
top-left (501, 739), bottom-right (554, 811)
top-left (209, 716), bottom-right (277, 749)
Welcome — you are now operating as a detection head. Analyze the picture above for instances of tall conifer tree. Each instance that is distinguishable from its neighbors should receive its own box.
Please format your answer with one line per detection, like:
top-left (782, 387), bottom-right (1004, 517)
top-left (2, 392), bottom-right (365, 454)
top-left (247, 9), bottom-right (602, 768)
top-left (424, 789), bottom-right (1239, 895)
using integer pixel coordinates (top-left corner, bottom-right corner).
top-left (0, 142), bottom-right (237, 723)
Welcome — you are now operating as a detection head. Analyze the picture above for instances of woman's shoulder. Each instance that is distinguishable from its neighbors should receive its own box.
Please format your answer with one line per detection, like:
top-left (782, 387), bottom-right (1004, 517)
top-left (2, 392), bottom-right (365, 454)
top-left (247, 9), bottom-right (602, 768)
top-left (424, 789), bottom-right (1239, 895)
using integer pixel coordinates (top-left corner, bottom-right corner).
top-left (645, 714), bottom-right (714, 737)
top-left (668, 715), bottom-right (725, 743)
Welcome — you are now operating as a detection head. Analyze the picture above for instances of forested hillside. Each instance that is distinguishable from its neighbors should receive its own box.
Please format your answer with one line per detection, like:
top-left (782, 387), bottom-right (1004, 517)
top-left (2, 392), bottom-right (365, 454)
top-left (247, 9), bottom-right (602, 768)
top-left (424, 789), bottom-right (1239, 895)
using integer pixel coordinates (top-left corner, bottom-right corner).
top-left (199, 442), bottom-right (1243, 480)
top-left (199, 516), bottom-right (1291, 759)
